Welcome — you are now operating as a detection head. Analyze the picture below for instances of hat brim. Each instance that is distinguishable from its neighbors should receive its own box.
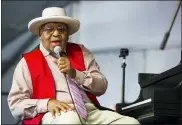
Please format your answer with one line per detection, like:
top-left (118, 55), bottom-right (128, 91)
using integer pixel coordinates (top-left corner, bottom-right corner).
top-left (28, 16), bottom-right (80, 36)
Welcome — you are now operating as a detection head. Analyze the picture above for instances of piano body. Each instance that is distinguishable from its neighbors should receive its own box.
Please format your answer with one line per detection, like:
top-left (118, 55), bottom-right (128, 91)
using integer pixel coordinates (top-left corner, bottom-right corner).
top-left (116, 63), bottom-right (182, 124)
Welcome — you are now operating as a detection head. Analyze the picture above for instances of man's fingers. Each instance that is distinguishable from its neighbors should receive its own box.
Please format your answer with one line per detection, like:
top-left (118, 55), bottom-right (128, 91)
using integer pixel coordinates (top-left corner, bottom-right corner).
top-left (57, 60), bottom-right (65, 66)
top-left (55, 107), bottom-right (61, 116)
top-left (62, 103), bottom-right (74, 111)
top-left (66, 104), bottom-right (75, 110)
top-left (59, 60), bottom-right (66, 65)
top-left (58, 64), bottom-right (69, 73)
top-left (58, 64), bottom-right (67, 69)
top-left (58, 57), bottom-right (67, 63)
top-left (50, 110), bottom-right (56, 118)
top-left (60, 67), bottom-right (69, 73)
top-left (70, 105), bottom-right (75, 110)
top-left (57, 104), bottom-right (67, 112)
top-left (67, 105), bottom-right (75, 110)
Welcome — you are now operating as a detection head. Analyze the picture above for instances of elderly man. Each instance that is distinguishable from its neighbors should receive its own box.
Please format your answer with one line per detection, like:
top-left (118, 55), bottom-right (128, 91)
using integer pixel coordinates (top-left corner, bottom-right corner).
top-left (8, 7), bottom-right (140, 124)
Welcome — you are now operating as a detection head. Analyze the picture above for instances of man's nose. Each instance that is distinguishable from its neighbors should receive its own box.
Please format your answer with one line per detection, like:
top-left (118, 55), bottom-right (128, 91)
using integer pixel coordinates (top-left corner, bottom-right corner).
top-left (52, 30), bottom-right (60, 37)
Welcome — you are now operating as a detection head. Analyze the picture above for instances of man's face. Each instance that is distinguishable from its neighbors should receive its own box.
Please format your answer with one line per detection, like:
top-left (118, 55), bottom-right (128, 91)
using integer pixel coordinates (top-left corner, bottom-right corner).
top-left (39, 22), bottom-right (69, 52)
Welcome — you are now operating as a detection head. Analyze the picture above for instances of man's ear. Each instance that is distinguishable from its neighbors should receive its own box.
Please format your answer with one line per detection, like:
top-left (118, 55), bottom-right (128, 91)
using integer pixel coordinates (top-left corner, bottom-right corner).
top-left (39, 36), bottom-right (42, 40)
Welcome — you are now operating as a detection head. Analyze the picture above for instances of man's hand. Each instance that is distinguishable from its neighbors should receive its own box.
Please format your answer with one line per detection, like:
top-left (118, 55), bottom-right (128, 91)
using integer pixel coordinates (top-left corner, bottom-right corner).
top-left (57, 57), bottom-right (76, 78)
top-left (47, 99), bottom-right (75, 118)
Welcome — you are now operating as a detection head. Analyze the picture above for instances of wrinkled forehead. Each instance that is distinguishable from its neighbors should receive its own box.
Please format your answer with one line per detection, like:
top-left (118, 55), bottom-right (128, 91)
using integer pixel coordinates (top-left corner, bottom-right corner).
top-left (41, 22), bottom-right (68, 28)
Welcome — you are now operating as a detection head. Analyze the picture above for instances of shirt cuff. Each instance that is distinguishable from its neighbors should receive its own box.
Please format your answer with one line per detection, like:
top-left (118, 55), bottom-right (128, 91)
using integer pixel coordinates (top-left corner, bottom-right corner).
top-left (37, 99), bottom-right (50, 113)
top-left (74, 70), bottom-right (85, 85)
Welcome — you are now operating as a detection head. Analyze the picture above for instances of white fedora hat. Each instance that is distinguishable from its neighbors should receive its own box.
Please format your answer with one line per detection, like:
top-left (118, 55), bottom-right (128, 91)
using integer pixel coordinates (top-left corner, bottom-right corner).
top-left (28, 7), bottom-right (80, 36)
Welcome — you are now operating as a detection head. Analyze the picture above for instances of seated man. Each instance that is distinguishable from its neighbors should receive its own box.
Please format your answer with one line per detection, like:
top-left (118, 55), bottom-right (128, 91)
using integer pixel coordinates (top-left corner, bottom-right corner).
top-left (8, 7), bottom-right (140, 124)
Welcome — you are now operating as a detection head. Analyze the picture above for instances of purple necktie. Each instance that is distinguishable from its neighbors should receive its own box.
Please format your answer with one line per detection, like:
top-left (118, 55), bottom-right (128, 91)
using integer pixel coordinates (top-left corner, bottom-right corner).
top-left (67, 77), bottom-right (88, 119)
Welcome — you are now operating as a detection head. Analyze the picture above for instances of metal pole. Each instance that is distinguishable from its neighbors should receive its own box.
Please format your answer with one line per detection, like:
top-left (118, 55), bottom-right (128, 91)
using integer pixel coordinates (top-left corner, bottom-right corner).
top-left (121, 57), bottom-right (126, 104)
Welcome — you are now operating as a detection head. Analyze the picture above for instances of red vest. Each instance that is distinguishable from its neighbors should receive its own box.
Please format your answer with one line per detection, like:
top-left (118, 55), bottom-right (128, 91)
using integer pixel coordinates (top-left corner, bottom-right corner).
top-left (23, 43), bottom-right (100, 125)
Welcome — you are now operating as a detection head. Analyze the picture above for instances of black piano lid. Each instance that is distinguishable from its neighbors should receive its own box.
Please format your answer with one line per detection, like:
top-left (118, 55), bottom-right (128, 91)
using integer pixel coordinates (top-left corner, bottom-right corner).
top-left (139, 63), bottom-right (182, 88)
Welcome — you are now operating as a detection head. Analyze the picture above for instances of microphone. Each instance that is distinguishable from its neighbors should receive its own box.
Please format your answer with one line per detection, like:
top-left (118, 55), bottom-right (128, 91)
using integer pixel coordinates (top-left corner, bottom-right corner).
top-left (53, 46), bottom-right (67, 77)
top-left (53, 46), bottom-right (62, 58)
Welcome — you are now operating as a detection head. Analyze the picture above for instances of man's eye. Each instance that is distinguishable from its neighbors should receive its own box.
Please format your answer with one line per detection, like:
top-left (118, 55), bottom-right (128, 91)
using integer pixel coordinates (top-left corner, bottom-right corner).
top-left (57, 26), bottom-right (66, 31)
top-left (46, 27), bottom-right (53, 31)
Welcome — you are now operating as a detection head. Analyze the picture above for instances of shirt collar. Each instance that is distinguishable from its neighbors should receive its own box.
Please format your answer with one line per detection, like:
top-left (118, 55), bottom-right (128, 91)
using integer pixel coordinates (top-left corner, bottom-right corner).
top-left (39, 42), bottom-right (50, 57)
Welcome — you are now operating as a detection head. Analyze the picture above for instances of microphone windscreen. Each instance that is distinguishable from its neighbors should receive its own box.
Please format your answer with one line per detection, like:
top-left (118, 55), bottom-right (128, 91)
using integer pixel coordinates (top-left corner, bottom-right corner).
top-left (53, 46), bottom-right (62, 58)
top-left (54, 46), bottom-right (62, 54)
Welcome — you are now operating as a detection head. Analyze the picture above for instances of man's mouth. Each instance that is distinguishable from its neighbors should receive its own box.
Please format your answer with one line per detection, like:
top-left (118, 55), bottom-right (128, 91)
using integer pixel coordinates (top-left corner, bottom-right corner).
top-left (51, 41), bottom-right (62, 46)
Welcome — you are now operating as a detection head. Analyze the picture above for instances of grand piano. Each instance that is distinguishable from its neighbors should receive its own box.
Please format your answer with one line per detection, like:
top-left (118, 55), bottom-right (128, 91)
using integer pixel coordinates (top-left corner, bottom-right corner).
top-left (116, 1), bottom-right (182, 124)
top-left (116, 62), bottom-right (182, 124)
